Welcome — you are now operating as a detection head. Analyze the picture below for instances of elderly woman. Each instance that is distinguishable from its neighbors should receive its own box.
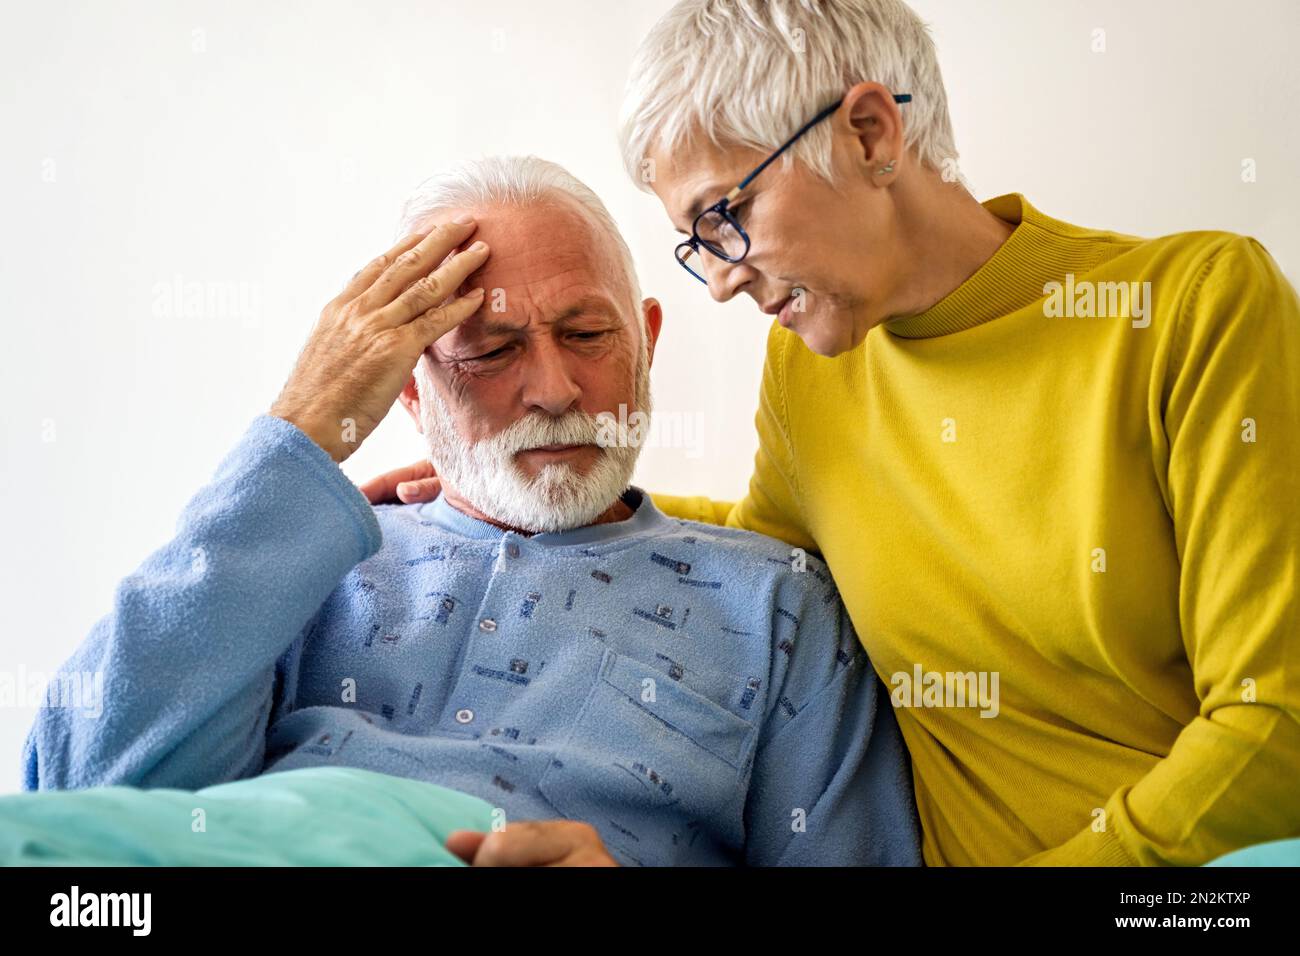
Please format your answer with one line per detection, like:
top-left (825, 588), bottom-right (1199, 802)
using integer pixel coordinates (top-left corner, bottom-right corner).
top-left (370, 0), bottom-right (1300, 866)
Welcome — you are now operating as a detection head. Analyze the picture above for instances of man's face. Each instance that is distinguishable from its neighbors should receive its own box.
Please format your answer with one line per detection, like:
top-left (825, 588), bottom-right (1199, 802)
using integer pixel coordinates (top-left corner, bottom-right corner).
top-left (403, 198), bottom-right (661, 533)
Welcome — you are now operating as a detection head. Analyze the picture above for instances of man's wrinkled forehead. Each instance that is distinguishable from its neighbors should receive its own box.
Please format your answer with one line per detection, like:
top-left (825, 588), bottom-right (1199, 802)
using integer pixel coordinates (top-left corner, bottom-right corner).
top-left (436, 202), bottom-right (633, 344)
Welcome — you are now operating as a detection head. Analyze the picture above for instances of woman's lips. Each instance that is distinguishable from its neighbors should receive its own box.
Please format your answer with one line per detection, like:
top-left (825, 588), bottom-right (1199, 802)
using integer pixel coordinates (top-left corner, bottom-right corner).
top-left (777, 295), bottom-right (795, 328)
top-left (762, 292), bottom-right (800, 328)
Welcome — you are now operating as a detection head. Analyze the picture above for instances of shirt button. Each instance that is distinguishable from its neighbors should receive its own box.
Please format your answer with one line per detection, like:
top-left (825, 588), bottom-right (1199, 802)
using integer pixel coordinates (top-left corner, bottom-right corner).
top-left (455, 708), bottom-right (474, 724)
top-left (479, 618), bottom-right (497, 632)
top-left (505, 543), bottom-right (520, 558)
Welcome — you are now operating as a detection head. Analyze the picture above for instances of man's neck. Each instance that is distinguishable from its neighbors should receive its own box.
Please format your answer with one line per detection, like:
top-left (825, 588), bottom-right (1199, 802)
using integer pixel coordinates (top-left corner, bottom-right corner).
top-left (438, 487), bottom-right (635, 537)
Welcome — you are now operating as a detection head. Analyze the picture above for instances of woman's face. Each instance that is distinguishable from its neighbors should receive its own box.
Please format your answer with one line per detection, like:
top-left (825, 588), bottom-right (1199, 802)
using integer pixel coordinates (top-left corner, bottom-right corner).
top-left (649, 136), bottom-right (901, 357)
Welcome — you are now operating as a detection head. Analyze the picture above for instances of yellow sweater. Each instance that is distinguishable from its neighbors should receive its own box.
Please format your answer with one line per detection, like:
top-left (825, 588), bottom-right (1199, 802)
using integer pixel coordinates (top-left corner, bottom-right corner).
top-left (654, 194), bottom-right (1300, 866)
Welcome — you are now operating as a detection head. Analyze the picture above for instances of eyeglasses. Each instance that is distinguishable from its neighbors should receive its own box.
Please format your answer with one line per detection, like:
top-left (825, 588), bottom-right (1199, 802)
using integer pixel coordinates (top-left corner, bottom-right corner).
top-left (674, 93), bottom-right (912, 284)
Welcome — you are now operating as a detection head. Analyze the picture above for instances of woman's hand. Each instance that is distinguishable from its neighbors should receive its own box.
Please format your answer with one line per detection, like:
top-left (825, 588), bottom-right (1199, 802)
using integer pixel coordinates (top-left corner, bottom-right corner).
top-left (358, 459), bottom-right (443, 505)
top-left (269, 217), bottom-right (489, 463)
top-left (445, 821), bottom-right (620, 867)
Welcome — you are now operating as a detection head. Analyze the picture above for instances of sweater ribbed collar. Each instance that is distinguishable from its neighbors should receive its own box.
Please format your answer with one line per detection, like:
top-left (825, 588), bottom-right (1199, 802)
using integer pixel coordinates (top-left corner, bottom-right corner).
top-left (882, 193), bottom-right (1112, 339)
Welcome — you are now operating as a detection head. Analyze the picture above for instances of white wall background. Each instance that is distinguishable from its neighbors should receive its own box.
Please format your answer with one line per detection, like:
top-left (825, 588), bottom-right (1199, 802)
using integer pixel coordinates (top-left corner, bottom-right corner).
top-left (1, 0), bottom-right (1296, 793)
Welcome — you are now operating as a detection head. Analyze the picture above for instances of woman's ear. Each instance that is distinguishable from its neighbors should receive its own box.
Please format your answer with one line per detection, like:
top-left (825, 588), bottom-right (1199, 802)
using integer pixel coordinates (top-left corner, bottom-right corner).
top-left (837, 81), bottom-right (905, 182)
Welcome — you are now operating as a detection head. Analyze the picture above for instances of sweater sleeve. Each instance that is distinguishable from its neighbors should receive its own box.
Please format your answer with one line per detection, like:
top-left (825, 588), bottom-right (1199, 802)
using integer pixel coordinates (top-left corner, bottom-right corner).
top-left (1023, 237), bottom-right (1300, 866)
top-left (21, 414), bottom-right (382, 792)
top-left (652, 322), bottom-right (819, 553)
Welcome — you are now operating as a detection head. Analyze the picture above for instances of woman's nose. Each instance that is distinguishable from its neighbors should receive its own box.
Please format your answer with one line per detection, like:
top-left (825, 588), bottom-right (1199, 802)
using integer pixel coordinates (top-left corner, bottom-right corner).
top-left (703, 255), bottom-right (752, 303)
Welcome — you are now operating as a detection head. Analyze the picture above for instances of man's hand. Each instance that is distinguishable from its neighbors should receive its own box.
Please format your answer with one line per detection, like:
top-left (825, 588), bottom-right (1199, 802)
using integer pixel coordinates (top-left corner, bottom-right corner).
top-left (358, 459), bottom-right (442, 505)
top-left (445, 821), bottom-right (620, 867)
top-left (269, 218), bottom-right (490, 463)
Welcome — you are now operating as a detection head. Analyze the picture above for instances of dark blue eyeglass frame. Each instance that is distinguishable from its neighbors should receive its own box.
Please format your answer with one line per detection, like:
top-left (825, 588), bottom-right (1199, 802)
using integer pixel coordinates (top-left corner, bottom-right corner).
top-left (674, 93), bottom-right (912, 283)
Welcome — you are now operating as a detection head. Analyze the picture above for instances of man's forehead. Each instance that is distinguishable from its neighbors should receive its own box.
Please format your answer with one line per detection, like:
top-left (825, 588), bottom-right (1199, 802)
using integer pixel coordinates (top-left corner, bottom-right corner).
top-left (445, 203), bottom-right (610, 283)
top-left (451, 287), bottom-right (624, 339)
top-left (461, 241), bottom-right (595, 294)
top-left (434, 202), bottom-right (632, 337)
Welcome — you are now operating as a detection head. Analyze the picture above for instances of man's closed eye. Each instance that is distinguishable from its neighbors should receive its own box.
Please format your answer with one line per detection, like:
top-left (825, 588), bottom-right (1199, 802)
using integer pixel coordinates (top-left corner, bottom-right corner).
top-left (464, 345), bottom-right (514, 363)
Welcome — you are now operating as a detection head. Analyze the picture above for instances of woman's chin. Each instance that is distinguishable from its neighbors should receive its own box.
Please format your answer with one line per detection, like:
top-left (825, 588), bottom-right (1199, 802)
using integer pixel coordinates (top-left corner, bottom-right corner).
top-left (788, 308), bottom-right (863, 358)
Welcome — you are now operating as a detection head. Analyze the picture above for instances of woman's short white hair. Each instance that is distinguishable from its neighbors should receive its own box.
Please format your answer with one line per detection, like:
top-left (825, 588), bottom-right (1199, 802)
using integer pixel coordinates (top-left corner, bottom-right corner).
top-left (618, 0), bottom-right (958, 187)
top-left (394, 155), bottom-right (644, 333)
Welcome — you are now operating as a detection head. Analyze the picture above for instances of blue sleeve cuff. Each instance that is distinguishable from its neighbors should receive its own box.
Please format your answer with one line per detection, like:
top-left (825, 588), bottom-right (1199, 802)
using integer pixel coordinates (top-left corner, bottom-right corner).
top-left (233, 414), bottom-right (383, 561)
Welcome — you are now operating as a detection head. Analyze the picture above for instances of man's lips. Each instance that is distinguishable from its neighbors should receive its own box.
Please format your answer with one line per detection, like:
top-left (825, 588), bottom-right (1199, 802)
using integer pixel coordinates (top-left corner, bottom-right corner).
top-left (518, 443), bottom-right (590, 455)
top-left (760, 295), bottom-right (792, 315)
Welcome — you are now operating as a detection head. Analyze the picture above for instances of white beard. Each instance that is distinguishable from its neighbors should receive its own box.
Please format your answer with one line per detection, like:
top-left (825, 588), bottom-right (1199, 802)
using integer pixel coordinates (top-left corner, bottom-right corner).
top-left (413, 349), bottom-right (651, 534)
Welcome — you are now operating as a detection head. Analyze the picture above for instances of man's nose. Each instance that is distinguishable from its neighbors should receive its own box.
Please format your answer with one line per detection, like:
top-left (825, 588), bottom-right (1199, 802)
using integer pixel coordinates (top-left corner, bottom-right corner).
top-left (520, 350), bottom-right (582, 417)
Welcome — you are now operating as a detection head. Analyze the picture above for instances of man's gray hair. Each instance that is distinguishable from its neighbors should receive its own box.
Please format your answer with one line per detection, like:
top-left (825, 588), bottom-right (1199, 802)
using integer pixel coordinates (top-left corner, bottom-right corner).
top-left (394, 155), bottom-right (644, 333)
top-left (618, 0), bottom-right (958, 188)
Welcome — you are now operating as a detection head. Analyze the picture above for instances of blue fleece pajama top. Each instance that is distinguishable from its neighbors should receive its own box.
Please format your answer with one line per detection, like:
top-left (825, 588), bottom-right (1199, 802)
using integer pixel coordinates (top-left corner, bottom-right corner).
top-left (24, 414), bottom-right (921, 866)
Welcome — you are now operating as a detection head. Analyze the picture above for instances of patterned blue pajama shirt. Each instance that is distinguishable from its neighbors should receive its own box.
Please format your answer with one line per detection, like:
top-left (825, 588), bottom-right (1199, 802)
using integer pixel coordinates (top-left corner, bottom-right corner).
top-left (24, 414), bottom-right (921, 866)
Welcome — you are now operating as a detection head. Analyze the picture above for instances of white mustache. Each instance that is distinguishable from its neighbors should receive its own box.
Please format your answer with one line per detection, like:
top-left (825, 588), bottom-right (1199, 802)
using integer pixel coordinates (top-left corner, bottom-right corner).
top-left (487, 410), bottom-right (602, 459)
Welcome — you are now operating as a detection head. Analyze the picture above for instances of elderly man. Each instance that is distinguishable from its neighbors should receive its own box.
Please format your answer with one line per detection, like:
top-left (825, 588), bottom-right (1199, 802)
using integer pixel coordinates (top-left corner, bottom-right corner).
top-left (23, 157), bottom-right (920, 867)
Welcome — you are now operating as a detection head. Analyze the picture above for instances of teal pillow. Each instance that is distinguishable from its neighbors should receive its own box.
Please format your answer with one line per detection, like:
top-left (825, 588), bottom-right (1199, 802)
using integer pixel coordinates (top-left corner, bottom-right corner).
top-left (1205, 837), bottom-right (1300, 867)
top-left (0, 766), bottom-right (496, 866)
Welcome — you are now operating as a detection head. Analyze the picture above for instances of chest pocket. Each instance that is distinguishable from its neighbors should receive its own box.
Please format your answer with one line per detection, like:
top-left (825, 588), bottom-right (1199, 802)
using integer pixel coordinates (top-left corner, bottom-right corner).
top-left (537, 646), bottom-right (756, 866)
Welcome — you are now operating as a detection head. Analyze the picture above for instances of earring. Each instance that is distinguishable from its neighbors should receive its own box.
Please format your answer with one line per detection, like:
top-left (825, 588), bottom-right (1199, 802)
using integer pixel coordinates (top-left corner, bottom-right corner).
top-left (876, 160), bottom-right (896, 176)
